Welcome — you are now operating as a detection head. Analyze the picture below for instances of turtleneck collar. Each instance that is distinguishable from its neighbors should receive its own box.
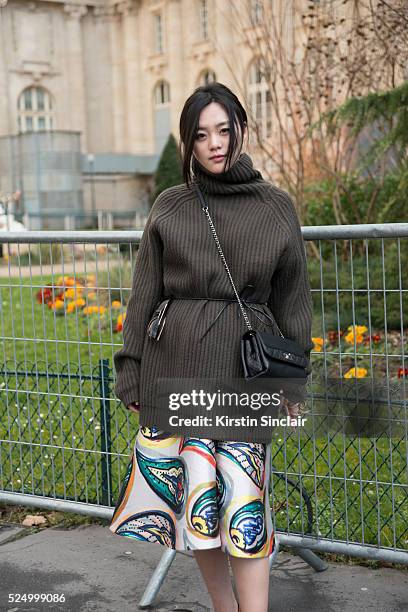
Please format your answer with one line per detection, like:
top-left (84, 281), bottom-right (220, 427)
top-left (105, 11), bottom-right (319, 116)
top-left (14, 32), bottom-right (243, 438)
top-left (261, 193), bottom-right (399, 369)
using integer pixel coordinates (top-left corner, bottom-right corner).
top-left (192, 152), bottom-right (264, 196)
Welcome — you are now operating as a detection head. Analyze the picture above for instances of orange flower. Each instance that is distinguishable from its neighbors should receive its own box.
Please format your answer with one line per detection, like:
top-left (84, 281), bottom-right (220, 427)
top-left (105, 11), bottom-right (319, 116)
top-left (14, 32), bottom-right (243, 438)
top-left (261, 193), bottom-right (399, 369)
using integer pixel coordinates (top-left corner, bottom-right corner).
top-left (66, 302), bottom-right (76, 314)
top-left (83, 305), bottom-right (106, 315)
top-left (66, 298), bottom-right (86, 313)
top-left (347, 325), bottom-right (368, 334)
top-left (312, 337), bottom-right (324, 352)
top-left (346, 325), bottom-right (368, 344)
top-left (397, 367), bottom-right (408, 379)
top-left (65, 287), bottom-right (82, 299)
top-left (114, 312), bottom-right (127, 333)
top-left (345, 331), bottom-right (365, 345)
top-left (111, 300), bottom-right (122, 309)
top-left (87, 292), bottom-right (96, 300)
top-left (50, 299), bottom-right (64, 310)
top-left (57, 275), bottom-right (76, 287)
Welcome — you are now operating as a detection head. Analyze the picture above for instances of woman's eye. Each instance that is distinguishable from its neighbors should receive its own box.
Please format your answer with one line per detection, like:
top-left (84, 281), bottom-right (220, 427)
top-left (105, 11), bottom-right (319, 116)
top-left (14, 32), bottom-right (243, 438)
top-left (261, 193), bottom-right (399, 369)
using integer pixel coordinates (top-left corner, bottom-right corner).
top-left (195, 128), bottom-right (229, 140)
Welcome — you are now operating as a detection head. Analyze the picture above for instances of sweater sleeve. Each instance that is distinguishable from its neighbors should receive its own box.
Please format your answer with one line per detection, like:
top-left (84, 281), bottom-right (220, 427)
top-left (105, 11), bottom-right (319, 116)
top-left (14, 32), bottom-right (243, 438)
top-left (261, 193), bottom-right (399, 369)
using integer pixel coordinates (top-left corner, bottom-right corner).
top-left (113, 210), bottom-right (164, 408)
top-left (267, 194), bottom-right (314, 375)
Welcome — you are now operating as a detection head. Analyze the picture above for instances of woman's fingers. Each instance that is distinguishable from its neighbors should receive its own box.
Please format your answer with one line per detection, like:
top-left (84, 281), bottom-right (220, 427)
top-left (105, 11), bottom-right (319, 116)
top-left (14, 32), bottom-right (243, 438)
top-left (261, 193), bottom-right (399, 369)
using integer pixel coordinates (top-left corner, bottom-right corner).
top-left (127, 402), bottom-right (141, 413)
top-left (282, 398), bottom-right (302, 429)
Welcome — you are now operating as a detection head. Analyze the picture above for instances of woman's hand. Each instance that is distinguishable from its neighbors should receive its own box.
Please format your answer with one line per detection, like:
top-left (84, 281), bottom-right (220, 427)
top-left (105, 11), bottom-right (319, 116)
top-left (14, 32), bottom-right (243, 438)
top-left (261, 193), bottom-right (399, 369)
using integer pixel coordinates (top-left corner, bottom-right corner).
top-left (127, 402), bottom-right (141, 413)
top-left (282, 398), bottom-right (304, 430)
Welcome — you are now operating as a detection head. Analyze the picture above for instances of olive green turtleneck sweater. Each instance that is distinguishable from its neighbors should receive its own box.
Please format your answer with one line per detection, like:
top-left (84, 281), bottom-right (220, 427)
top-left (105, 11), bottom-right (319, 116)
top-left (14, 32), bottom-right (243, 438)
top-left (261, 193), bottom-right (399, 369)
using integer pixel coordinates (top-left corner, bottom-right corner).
top-left (114, 153), bottom-right (314, 443)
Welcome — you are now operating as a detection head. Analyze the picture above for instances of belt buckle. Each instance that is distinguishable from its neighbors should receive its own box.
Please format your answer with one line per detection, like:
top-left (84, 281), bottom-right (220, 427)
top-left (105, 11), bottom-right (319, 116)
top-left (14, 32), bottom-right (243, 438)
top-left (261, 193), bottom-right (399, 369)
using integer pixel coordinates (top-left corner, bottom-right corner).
top-left (147, 298), bottom-right (171, 341)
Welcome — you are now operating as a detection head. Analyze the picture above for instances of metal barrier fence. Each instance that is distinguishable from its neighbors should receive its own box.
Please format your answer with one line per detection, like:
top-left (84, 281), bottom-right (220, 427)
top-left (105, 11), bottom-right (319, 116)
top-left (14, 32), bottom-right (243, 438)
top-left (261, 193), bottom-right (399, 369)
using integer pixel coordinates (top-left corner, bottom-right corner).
top-left (21, 210), bottom-right (149, 231)
top-left (0, 225), bottom-right (407, 572)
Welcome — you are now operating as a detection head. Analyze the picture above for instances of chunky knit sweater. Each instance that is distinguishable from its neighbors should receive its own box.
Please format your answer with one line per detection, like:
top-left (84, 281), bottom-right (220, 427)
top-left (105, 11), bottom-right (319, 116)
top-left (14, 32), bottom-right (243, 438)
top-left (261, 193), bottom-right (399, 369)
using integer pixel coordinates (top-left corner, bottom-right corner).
top-left (113, 153), bottom-right (314, 443)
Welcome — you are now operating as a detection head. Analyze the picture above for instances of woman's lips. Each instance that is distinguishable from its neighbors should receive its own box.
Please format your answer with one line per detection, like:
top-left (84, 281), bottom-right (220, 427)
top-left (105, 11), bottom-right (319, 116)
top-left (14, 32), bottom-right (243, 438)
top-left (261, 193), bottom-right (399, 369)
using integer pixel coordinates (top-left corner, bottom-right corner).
top-left (211, 156), bottom-right (224, 162)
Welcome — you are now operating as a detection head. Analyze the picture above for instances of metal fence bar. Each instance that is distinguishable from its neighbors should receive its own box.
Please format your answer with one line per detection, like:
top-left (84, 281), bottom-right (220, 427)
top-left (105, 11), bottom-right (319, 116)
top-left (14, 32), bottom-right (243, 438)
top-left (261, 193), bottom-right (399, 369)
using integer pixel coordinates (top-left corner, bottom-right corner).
top-left (1, 222), bottom-right (408, 243)
top-left (0, 224), bottom-right (407, 566)
top-left (0, 491), bottom-right (407, 565)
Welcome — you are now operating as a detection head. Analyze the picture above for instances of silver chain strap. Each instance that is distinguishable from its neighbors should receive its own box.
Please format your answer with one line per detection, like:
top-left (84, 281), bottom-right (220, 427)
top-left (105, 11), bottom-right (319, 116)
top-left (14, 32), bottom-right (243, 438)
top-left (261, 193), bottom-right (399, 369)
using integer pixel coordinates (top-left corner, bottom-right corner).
top-left (200, 203), bottom-right (253, 332)
top-left (195, 183), bottom-right (255, 331)
top-left (194, 183), bottom-right (285, 338)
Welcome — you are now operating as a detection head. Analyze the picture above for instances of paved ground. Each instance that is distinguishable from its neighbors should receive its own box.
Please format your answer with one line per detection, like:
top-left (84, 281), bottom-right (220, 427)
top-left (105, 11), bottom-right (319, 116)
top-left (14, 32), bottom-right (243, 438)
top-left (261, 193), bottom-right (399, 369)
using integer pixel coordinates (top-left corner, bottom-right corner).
top-left (0, 522), bottom-right (407, 612)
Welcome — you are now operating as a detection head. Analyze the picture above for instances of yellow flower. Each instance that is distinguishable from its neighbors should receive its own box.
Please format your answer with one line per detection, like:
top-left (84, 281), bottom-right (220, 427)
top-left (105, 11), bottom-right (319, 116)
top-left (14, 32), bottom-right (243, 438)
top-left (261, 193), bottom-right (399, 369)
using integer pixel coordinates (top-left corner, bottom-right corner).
top-left (66, 298), bottom-right (86, 313)
top-left (83, 305), bottom-right (106, 315)
top-left (345, 331), bottom-right (365, 345)
top-left (66, 302), bottom-right (76, 314)
top-left (111, 300), bottom-right (122, 309)
top-left (51, 299), bottom-right (64, 310)
top-left (57, 275), bottom-right (76, 287)
top-left (344, 367), bottom-right (368, 379)
top-left (65, 287), bottom-right (82, 299)
top-left (347, 325), bottom-right (368, 334)
top-left (312, 337), bottom-right (324, 351)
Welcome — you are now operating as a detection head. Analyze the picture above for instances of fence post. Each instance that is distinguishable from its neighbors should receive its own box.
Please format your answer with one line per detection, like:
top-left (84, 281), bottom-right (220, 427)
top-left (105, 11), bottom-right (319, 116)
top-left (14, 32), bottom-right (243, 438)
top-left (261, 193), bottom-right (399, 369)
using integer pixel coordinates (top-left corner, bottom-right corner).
top-left (99, 358), bottom-right (112, 506)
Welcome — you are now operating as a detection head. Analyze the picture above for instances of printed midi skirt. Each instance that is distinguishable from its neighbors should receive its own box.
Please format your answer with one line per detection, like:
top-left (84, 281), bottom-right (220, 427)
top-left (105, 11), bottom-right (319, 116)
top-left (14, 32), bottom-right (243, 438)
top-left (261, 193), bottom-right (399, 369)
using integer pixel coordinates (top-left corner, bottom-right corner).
top-left (109, 425), bottom-right (275, 558)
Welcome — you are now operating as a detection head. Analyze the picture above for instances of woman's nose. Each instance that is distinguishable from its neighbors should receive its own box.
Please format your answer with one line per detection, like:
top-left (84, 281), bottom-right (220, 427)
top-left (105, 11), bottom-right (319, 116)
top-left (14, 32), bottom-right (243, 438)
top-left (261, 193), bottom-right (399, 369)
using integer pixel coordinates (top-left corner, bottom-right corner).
top-left (209, 133), bottom-right (221, 148)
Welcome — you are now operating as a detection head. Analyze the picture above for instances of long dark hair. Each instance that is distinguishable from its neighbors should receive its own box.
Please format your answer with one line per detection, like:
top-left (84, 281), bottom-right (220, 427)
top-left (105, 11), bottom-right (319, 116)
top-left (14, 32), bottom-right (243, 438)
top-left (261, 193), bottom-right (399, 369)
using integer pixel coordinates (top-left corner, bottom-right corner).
top-left (178, 82), bottom-right (248, 187)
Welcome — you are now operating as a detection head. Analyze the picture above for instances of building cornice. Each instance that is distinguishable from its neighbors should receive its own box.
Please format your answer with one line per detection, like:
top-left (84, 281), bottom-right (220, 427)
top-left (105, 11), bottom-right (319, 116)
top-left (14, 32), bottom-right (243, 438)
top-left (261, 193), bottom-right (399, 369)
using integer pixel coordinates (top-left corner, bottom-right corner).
top-left (64, 2), bottom-right (87, 19)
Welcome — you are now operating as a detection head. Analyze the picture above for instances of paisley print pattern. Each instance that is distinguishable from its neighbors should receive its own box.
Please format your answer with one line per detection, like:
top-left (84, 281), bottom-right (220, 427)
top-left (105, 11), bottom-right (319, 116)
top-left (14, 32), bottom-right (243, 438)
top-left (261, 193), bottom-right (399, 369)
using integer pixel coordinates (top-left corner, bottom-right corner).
top-left (136, 450), bottom-right (186, 514)
top-left (189, 485), bottom-right (219, 537)
top-left (109, 427), bottom-right (275, 558)
top-left (216, 469), bottom-right (226, 512)
top-left (216, 442), bottom-right (266, 489)
top-left (116, 510), bottom-right (176, 548)
top-left (230, 499), bottom-right (267, 554)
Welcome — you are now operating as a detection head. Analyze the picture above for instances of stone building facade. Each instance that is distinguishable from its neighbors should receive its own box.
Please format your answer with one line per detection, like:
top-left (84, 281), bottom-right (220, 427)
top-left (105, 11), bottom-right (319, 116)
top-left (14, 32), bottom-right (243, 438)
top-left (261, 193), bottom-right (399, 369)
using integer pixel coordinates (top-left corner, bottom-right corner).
top-left (0, 0), bottom-right (373, 227)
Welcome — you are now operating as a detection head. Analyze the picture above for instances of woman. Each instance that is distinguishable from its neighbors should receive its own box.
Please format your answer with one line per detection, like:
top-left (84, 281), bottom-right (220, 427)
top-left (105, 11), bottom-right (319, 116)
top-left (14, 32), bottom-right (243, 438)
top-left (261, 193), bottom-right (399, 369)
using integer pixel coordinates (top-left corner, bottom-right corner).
top-left (109, 82), bottom-right (313, 612)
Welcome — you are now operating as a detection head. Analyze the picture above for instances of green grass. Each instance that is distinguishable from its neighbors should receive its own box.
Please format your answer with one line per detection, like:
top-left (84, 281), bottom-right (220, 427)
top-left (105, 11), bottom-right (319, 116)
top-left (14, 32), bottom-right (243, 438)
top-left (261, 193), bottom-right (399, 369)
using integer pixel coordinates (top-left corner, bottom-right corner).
top-left (0, 273), bottom-right (407, 553)
top-left (1, 274), bottom-right (126, 369)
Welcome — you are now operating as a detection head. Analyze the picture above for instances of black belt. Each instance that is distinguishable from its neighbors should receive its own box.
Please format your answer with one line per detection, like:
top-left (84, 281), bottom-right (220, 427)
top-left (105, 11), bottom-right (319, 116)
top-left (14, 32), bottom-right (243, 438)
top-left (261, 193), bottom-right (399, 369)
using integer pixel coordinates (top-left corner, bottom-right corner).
top-left (163, 295), bottom-right (275, 342)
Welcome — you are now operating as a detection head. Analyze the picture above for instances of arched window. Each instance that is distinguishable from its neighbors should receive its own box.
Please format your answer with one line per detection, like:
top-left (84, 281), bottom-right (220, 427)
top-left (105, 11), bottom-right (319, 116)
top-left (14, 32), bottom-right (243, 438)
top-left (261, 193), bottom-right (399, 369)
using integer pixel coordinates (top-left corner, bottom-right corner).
top-left (247, 59), bottom-right (272, 139)
top-left (154, 80), bottom-right (170, 106)
top-left (18, 86), bottom-right (54, 133)
top-left (198, 69), bottom-right (217, 86)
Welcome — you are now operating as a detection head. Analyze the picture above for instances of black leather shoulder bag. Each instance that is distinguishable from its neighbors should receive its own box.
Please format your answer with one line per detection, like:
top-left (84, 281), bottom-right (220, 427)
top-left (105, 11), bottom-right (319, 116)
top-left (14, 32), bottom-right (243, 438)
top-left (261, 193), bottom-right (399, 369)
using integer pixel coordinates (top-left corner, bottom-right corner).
top-left (194, 183), bottom-right (309, 382)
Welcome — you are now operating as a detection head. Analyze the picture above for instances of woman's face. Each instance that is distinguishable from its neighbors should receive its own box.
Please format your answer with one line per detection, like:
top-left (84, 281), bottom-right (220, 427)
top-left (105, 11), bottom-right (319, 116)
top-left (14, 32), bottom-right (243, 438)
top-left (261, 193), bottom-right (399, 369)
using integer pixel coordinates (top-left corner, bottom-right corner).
top-left (192, 102), bottom-right (247, 174)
